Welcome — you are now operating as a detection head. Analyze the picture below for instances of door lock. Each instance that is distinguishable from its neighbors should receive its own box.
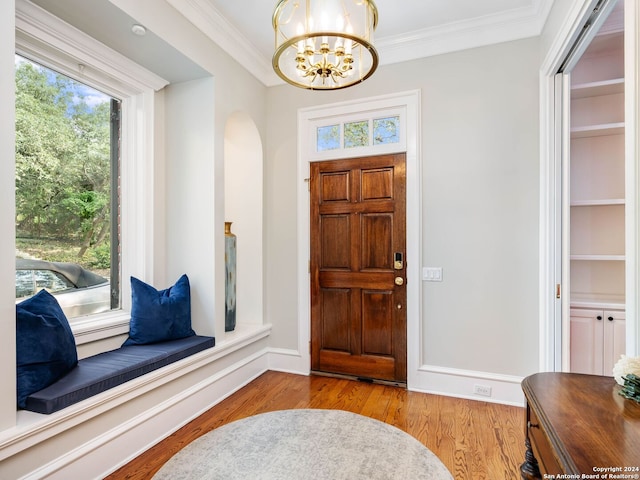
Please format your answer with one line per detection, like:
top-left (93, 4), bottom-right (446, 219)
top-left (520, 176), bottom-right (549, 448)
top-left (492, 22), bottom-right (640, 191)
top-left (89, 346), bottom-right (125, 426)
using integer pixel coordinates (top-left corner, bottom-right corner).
top-left (394, 252), bottom-right (404, 270)
top-left (394, 276), bottom-right (404, 286)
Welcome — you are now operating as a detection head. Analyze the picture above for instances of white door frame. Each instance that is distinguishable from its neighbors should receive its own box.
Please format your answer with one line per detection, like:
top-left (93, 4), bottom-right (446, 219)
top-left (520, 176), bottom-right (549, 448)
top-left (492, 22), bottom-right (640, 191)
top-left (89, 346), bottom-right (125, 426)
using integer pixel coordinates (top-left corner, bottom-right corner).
top-left (624, 0), bottom-right (640, 356)
top-left (296, 90), bottom-right (422, 386)
top-left (539, 0), bottom-right (639, 372)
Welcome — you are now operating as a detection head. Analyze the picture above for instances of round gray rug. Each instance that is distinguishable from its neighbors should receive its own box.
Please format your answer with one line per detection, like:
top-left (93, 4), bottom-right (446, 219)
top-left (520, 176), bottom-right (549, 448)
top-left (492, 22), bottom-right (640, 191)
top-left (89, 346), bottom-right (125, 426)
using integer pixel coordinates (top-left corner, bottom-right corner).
top-left (153, 409), bottom-right (453, 480)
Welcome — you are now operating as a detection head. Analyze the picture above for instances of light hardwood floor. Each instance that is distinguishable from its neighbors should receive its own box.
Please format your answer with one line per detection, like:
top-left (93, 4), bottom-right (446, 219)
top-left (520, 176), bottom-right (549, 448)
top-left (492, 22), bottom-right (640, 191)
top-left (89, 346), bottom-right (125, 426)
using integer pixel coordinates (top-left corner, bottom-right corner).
top-left (105, 371), bottom-right (525, 480)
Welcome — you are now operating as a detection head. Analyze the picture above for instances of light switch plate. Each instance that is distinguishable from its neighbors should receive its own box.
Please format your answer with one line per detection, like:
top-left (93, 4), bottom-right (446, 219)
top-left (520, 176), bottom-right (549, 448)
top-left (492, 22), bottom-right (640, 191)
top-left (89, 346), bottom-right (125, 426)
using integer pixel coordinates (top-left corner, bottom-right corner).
top-left (422, 267), bottom-right (443, 282)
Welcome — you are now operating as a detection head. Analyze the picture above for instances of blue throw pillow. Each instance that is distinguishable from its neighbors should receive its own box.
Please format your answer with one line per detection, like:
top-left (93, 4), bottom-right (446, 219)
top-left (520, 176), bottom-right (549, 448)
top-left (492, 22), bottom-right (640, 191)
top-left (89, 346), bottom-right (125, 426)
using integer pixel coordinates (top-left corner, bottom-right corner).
top-left (16, 289), bottom-right (78, 409)
top-left (123, 274), bottom-right (194, 346)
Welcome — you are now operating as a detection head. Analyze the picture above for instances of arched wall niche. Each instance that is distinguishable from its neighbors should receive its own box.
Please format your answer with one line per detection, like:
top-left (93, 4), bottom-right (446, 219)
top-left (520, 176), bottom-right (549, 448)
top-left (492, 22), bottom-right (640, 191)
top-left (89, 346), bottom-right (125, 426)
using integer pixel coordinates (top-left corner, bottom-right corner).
top-left (224, 111), bottom-right (264, 326)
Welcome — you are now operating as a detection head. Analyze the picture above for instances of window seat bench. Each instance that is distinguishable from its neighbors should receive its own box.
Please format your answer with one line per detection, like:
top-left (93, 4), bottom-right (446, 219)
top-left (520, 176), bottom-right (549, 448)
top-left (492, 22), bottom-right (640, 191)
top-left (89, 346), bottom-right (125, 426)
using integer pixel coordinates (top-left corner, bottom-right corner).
top-left (23, 335), bottom-right (215, 414)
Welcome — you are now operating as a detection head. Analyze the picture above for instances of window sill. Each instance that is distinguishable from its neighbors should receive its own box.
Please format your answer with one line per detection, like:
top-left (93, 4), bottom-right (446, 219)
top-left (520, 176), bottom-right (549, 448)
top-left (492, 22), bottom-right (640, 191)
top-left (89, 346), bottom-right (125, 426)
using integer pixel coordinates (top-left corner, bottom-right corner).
top-left (0, 323), bottom-right (271, 461)
top-left (70, 310), bottom-right (131, 345)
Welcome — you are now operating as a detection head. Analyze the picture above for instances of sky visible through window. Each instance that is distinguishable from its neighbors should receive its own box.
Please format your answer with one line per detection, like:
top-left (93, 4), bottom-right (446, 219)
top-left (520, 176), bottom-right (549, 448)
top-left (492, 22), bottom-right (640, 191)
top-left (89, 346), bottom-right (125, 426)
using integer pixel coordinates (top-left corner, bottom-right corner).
top-left (15, 56), bottom-right (110, 112)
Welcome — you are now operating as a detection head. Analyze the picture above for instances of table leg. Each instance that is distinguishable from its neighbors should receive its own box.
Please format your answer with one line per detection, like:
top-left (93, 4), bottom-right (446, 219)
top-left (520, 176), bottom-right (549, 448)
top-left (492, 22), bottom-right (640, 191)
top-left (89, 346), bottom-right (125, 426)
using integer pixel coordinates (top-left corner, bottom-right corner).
top-left (520, 436), bottom-right (541, 480)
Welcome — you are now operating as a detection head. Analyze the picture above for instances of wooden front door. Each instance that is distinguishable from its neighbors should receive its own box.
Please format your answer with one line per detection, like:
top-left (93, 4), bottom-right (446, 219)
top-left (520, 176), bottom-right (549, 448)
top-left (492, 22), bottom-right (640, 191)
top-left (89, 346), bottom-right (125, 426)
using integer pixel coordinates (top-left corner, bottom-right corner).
top-left (310, 154), bottom-right (407, 383)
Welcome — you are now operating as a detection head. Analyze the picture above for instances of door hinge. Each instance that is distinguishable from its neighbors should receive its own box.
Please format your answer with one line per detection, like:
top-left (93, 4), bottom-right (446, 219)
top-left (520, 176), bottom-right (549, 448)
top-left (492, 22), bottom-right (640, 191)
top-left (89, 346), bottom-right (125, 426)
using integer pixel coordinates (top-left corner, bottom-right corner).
top-left (556, 283), bottom-right (561, 299)
top-left (304, 177), bottom-right (310, 191)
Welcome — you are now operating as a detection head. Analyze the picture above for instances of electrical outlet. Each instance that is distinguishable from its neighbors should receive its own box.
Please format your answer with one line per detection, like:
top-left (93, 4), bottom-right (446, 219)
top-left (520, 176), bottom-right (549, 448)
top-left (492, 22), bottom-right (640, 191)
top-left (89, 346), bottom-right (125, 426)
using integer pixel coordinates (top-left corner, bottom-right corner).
top-left (473, 384), bottom-right (492, 397)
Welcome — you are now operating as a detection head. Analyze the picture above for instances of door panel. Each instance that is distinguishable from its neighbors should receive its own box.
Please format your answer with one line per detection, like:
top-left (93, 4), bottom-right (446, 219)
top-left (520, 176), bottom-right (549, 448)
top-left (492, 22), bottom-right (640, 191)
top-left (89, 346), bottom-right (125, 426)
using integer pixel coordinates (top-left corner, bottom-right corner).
top-left (321, 215), bottom-right (350, 268)
top-left (310, 154), bottom-right (406, 383)
top-left (361, 214), bottom-right (392, 270)
top-left (603, 310), bottom-right (626, 375)
top-left (570, 308), bottom-right (604, 375)
top-left (361, 168), bottom-right (393, 200)
top-left (362, 290), bottom-right (393, 355)
top-left (320, 288), bottom-right (351, 351)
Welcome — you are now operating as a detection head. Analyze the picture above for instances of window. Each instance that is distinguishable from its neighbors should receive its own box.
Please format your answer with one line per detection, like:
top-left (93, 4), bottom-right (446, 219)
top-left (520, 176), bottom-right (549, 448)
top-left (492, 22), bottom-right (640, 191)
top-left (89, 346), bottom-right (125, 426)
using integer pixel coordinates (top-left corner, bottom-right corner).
top-left (317, 124), bottom-right (340, 151)
top-left (315, 114), bottom-right (402, 154)
top-left (15, 55), bottom-right (120, 319)
top-left (344, 120), bottom-right (369, 148)
top-left (15, 0), bottom-right (168, 343)
top-left (373, 116), bottom-right (400, 145)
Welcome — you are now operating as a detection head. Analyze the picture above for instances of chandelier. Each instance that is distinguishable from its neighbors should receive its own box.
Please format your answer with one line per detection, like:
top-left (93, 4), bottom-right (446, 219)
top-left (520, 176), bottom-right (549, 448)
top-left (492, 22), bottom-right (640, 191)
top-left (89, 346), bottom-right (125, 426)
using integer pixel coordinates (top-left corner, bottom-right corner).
top-left (272, 0), bottom-right (379, 90)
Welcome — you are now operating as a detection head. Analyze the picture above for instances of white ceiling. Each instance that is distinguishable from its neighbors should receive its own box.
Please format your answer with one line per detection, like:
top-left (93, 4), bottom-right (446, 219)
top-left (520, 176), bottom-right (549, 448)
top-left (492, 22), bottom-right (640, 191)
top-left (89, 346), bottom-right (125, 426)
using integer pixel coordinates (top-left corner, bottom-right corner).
top-left (210, 0), bottom-right (547, 60)
top-left (167, 0), bottom-right (555, 86)
top-left (28, 0), bottom-right (556, 86)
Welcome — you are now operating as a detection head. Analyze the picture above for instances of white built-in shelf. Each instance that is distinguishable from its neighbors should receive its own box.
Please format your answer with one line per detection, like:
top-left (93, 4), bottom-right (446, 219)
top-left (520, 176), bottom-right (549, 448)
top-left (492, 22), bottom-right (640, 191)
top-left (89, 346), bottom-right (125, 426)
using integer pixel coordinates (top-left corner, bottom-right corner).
top-left (570, 292), bottom-right (625, 310)
top-left (571, 78), bottom-right (624, 98)
top-left (570, 254), bottom-right (625, 261)
top-left (570, 122), bottom-right (625, 138)
top-left (570, 199), bottom-right (625, 207)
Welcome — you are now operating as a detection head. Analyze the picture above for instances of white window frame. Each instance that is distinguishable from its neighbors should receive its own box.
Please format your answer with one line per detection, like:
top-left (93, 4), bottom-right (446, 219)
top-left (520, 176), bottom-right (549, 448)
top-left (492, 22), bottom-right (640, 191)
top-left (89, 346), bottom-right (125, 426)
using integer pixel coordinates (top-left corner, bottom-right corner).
top-left (15, 0), bottom-right (168, 344)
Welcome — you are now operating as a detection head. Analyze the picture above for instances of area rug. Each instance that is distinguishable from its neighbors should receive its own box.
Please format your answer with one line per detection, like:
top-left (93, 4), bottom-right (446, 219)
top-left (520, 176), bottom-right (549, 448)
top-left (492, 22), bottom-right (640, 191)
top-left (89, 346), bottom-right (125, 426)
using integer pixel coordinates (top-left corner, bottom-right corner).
top-left (152, 409), bottom-right (453, 479)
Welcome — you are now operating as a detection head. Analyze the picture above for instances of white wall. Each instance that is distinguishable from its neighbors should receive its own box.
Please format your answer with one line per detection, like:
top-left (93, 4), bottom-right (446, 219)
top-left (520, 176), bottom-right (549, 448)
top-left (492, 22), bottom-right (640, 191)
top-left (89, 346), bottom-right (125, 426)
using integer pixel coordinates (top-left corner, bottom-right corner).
top-left (164, 78), bottom-right (218, 336)
top-left (265, 38), bottom-right (541, 387)
top-left (416, 42), bottom-right (540, 376)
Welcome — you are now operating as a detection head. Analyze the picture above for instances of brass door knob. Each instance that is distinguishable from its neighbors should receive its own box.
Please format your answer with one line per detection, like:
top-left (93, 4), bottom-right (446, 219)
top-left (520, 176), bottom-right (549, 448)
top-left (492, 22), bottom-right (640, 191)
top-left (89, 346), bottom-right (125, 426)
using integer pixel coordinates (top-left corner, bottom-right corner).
top-left (394, 277), bottom-right (404, 286)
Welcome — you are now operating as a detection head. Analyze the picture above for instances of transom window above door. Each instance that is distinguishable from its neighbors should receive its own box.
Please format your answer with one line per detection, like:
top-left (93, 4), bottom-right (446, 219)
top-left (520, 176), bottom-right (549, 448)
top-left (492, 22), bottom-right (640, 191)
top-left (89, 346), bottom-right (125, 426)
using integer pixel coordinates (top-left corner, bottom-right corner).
top-left (306, 104), bottom-right (406, 161)
top-left (317, 116), bottom-right (400, 152)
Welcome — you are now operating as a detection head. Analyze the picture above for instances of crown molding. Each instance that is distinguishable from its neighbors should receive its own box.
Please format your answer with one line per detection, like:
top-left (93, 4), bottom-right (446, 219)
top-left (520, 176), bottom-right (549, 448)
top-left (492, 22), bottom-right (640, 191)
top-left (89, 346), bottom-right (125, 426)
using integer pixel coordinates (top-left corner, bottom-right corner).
top-left (166, 0), bottom-right (281, 87)
top-left (168, 0), bottom-right (554, 87)
top-left (377, 0), bottom-right (554, 64)
top-left (15, 0), bottom-right (169, 95)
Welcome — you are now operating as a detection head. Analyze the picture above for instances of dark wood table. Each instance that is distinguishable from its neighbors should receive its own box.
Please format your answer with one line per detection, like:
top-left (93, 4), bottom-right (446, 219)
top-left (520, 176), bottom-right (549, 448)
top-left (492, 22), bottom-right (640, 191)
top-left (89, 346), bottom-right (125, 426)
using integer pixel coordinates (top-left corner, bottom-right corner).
top-left (520, 372), bottom-right (640, 479)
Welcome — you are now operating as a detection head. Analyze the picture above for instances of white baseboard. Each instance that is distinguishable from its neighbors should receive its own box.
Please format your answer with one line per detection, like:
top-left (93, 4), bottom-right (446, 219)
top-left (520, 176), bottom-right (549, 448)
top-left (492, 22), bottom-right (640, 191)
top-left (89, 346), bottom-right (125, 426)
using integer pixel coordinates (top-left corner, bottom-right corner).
top-left (266, 349), bottom-right (525, 406)
top-left (267, 347), bottom-right (308, 375)
top-left (410, 365), bottom-right (525, 407)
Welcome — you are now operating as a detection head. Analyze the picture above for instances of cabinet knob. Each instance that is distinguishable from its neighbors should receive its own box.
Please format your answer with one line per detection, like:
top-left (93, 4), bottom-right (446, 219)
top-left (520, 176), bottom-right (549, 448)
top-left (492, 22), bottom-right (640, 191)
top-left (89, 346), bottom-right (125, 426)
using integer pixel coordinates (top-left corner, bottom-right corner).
top-left (608, 316), bottom-right (614, 321)
top-left (597, 315), bottom-right (602, 321)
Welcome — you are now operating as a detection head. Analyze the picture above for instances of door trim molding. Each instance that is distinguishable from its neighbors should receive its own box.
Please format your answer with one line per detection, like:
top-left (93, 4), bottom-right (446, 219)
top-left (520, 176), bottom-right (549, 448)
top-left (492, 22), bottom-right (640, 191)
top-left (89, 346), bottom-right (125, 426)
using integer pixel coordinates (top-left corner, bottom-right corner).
top-left (539, 0), bottom-right (598, 374)
top-left (296, 90), bottom-right (422, 386)
top-left (625, 0), bottom-right (639, 356)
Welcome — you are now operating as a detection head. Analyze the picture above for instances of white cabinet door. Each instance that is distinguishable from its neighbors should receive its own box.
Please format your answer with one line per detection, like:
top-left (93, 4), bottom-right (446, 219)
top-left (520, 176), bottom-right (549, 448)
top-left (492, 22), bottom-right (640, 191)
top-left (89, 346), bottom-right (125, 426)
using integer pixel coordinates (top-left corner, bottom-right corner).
top-left (570, 308), bottom-right (626, 376)
top-left (603, 310), bottom-right (626, 376)
top-left (570, 308), bottom-right (604, 375)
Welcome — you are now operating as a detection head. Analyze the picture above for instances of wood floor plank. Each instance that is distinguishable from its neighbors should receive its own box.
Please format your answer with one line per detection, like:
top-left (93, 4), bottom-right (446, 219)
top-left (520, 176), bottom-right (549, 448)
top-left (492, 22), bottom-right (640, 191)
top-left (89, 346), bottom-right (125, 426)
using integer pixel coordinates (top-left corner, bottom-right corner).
top-left (104, 371), bottom-right (525, 480)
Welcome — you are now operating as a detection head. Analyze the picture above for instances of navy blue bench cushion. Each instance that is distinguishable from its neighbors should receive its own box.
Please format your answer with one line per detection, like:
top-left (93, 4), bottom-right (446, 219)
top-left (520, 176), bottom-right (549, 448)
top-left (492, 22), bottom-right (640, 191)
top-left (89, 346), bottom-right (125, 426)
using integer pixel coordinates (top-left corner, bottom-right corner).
top-left (24, 335), bottom-right (215, 414)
